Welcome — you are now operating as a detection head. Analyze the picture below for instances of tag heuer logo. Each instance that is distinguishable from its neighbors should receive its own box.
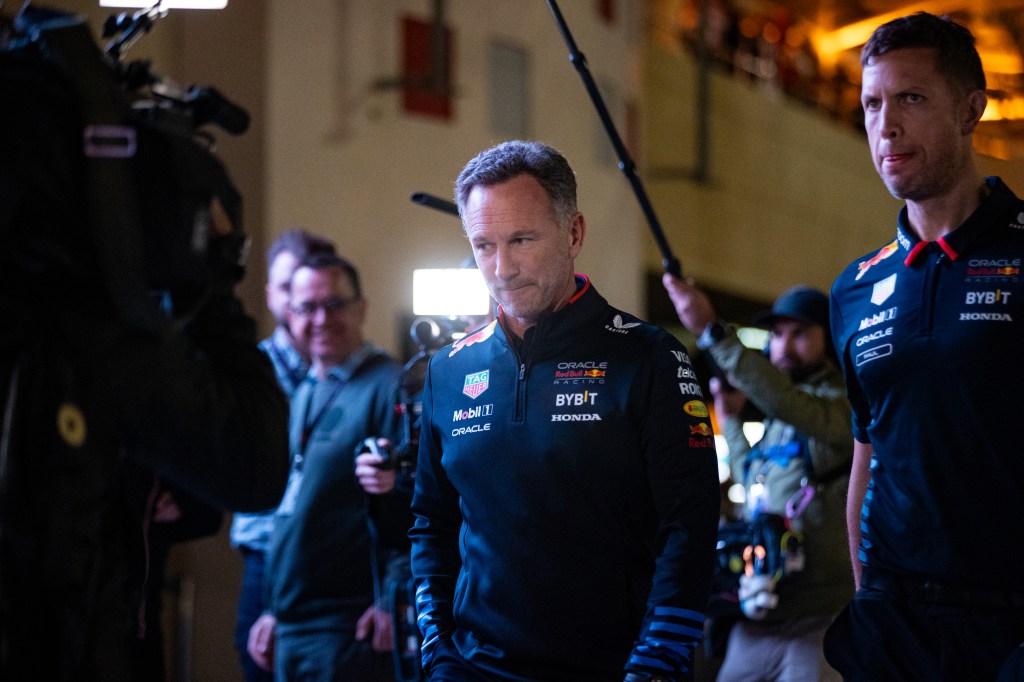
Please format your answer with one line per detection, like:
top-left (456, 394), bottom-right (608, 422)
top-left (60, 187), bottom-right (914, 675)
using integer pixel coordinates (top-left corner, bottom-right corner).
top-left (463, 370), bottom-right (490, 399)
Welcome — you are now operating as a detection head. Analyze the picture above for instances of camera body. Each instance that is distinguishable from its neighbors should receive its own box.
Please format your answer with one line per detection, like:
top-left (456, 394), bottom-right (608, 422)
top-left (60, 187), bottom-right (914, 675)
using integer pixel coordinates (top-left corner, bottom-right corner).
top-left (356, 437), bottom-right (417, 472)
top-left (1, 4), bottom-right (250, 331)
top-left (0, 8), bottom-right (295, 679)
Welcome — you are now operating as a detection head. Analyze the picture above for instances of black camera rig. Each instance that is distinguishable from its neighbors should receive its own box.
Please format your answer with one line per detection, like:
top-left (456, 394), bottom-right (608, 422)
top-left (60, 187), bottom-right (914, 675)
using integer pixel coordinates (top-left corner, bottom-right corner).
top-left (2, 2), bottom-right (251, 333)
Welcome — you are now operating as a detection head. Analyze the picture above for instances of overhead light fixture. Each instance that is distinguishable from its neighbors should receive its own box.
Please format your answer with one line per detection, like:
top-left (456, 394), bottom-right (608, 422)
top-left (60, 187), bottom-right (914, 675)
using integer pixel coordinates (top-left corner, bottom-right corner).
top-left (100, 1), bottom-right (228, 8)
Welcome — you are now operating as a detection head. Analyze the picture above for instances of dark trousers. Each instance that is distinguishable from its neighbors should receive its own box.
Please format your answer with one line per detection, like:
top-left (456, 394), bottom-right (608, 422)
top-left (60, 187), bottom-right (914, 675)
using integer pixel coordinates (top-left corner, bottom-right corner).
top-left (275, 611), bottom-right (395, 682)
top-left (235, 548), bottom-right (273, 682)
top-left (824, 569), bottom-right (1024, 682)
top-left (425, 641), bottom-right (494, 682)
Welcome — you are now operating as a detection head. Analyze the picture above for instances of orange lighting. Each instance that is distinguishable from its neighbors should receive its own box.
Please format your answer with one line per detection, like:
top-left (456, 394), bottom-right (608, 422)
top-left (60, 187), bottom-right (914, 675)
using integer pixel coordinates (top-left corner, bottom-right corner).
top-left (811, 3), bottom-right (1024, 121)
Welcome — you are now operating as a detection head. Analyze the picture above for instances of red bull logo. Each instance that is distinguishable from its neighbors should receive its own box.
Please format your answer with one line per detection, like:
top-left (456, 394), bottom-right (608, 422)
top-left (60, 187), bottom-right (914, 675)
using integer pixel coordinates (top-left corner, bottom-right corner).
top-left (582, 369), bottom-right (605, 378)
top-left (690, 422), bottom-right (712, 437)
top-left (449, 320), bottom-right (497, 357)
top-left (856, 240), bottom-right (898, 281)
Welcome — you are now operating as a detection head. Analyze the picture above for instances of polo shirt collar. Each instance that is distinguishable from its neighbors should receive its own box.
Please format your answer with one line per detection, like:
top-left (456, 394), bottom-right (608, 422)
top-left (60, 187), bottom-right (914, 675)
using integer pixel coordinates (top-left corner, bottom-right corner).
top-left (899, 177), bottom-right (1015, 267)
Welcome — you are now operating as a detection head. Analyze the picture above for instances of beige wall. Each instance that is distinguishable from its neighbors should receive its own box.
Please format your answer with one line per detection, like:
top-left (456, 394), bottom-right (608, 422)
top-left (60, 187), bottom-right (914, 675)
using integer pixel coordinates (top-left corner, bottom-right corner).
top-left (645, 45), bottom-right (896, 300)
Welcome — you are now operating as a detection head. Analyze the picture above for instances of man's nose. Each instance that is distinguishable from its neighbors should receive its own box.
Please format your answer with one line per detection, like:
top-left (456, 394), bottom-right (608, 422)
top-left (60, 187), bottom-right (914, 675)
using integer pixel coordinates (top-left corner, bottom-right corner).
top-left (494, 245), bottom-right (518, 280)
top-left (879, 102), bottom-right (900, 139)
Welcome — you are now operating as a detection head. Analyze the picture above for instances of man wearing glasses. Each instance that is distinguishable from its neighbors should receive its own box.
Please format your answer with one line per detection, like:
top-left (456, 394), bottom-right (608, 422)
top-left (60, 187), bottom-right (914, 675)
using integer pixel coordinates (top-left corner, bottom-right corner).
top-left (247, 253), bottom-right (406, 681)
top-left (232, 229), bottom-right (335, 682)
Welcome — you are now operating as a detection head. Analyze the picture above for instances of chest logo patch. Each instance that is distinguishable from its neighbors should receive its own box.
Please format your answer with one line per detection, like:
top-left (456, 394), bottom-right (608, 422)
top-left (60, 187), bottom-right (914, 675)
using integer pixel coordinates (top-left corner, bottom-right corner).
top-left (871, 273), bottom-right (897, 305)
top-left (683, 400), bottom-right (709, 418)
top-left (605, 314), bottom-right (641, 334)
top-left (463, 370), bottom-right (490, 399)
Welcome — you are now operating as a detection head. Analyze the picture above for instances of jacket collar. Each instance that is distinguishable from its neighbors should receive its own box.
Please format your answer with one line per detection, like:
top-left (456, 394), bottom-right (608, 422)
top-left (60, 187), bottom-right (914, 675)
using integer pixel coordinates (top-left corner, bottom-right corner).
top-left (496, 274), bottom-right (607, 358)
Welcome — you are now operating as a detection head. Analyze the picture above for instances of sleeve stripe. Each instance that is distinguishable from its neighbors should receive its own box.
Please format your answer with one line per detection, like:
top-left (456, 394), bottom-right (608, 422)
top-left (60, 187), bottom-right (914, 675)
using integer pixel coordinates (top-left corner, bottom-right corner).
top-left (626, 654), bottom-right (675, 672)
top-left (649, 621), bottom-right (703, 638)
top-left (647, 637), bottom-right (696, 658)
top-left (652, 606), bottom-right (705, 622)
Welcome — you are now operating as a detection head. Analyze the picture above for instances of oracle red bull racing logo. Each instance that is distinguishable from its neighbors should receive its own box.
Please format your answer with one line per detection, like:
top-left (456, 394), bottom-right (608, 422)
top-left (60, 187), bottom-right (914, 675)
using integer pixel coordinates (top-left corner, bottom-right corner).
top-left (553, 361), bottom-right (608, 385)
top-left (965, 258), bottom-right (1021, 282)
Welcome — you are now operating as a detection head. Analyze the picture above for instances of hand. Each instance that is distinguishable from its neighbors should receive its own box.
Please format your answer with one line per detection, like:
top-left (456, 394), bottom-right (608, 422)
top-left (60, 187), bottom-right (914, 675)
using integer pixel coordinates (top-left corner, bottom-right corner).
top-left (247, 613), bottom-right (276, 672)
top-left (355, 438), bottom-right (397, 495)
top-left (710, 376), bottom-right (747, 418)
top-left (153, 491), bottom-right (182, 524)
top-left (661, 273), bottom-right (717, 336)
top-left (355, 605), bottom-right (394, 652)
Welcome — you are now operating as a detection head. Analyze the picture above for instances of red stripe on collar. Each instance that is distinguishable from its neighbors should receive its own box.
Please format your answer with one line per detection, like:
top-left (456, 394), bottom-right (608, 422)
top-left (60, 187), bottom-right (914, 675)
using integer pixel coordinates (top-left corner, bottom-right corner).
top-left (903, 236), bottom-right (960, 266)
top-left (568, 274), bottom-right (590, 303)
top-left (937, 236), bottom-right (959, 260)
top-left (904, 241), bottom-right (928, 267)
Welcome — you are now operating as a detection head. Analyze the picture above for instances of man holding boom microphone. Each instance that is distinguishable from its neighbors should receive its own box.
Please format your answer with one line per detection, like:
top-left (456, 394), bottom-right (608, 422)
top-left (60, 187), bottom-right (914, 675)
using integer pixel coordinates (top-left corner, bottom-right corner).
top-left (662, 278), bottom-right (851, 681)
top-left (410, 140), bottom-right (720, 682)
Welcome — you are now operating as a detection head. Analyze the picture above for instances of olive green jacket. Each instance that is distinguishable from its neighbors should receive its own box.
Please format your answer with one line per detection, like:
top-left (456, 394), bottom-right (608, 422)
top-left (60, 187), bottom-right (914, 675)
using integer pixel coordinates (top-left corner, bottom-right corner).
top-left (707, 330), bottom-right (854, 621)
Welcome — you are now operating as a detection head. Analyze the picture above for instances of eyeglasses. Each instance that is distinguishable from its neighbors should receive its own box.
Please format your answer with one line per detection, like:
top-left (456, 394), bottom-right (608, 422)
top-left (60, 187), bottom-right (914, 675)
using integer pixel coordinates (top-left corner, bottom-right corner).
top-left (289, 296), bottom-right (360, 318)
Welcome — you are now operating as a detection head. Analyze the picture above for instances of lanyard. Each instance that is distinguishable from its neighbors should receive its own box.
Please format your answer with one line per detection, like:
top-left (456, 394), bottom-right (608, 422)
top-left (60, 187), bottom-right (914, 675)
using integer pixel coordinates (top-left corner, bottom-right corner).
top-left (297, 376), bottom-right (346, 459)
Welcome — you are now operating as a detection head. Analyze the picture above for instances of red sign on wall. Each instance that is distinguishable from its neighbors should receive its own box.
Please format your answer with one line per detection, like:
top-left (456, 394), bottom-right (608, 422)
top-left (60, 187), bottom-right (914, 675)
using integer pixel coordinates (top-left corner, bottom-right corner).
top-left (402, 16), bottom-right (454, 121)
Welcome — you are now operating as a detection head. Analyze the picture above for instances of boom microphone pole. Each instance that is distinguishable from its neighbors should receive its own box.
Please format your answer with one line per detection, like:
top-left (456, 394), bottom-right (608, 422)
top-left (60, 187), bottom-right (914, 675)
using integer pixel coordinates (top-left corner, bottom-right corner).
top-left (545, 0), bottom-right (682, 278)
top-left (411, 192), bottom-right (459, 217)
top-left (541, 2), bottom-right (753, 397)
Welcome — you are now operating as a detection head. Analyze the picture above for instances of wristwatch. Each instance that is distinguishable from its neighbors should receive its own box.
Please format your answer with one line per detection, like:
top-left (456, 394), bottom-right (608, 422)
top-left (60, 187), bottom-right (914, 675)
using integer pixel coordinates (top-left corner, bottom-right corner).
top-left (696, 320), bottom-right (727, 350)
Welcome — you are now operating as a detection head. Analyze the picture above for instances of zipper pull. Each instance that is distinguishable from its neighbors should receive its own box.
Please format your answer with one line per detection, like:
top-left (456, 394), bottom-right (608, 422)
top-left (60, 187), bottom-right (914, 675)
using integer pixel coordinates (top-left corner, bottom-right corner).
top-left (519, 363), bottom-right (526, 381)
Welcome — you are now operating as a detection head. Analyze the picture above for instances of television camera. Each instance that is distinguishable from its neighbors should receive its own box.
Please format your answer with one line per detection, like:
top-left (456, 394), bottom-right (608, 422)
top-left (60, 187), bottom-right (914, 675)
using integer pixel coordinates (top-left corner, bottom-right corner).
top-left (1, 5), bottom-right (293, 679)
top-left (2, 2), bottom-right (252, 333)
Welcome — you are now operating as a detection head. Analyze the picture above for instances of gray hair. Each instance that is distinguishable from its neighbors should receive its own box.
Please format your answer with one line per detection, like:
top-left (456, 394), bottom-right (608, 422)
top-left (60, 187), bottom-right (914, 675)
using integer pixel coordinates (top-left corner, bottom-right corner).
top-left (454, 140), bottom-right (578, 228)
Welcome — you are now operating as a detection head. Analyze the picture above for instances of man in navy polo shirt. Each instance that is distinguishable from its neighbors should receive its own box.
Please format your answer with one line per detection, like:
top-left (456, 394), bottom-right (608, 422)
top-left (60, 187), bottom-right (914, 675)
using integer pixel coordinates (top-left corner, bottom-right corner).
top-left (825, 12), bottom-right (1024, 680)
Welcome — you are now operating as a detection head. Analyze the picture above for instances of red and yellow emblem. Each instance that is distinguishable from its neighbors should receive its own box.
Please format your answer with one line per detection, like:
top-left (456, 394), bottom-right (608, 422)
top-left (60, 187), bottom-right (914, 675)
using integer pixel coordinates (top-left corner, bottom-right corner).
top-left (449, 320), bottom-right (497, 357)
top-left (855, 240), bottom-right (898, 281)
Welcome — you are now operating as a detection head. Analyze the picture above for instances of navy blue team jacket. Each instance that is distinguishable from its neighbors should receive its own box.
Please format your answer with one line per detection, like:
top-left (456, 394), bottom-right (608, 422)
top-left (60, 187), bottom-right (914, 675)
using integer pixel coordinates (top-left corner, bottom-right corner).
top-left (410, 276), bottom-right (720, 682)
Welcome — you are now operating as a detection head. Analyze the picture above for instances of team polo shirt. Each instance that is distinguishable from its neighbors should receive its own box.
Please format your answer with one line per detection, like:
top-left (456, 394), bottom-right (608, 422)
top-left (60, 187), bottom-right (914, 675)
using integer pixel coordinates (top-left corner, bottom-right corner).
top-left (830, 177), bottom-right (1024, 589)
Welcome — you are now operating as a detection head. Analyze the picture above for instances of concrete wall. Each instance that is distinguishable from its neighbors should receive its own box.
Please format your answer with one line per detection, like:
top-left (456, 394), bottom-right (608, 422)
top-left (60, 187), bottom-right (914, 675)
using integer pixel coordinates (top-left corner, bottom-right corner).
top-left (645, 45), bottom-right (896, 300)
